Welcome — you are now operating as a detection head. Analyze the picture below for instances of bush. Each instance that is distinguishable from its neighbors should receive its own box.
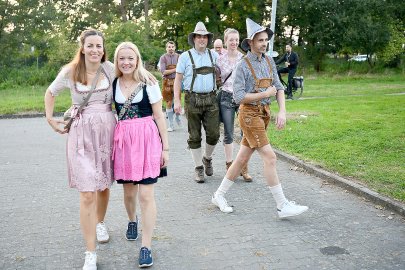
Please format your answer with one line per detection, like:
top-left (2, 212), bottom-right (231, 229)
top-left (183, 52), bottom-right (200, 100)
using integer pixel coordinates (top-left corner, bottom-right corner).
top-left (104, 21), bottom-right (165, 68)
top-left (0, 64), bottom-right (58, 88)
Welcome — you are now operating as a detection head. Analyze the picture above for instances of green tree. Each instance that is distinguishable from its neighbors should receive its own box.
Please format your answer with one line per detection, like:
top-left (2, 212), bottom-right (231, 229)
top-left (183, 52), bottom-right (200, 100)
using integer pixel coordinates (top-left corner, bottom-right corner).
top-left (0, 0), bottom-right (60, 66)
top-left (377, 22), bottom-right (405, 67)
top-left (103, 21), bottom-right (164, 67)
top-left (151, 0), bottom-right (269, 50)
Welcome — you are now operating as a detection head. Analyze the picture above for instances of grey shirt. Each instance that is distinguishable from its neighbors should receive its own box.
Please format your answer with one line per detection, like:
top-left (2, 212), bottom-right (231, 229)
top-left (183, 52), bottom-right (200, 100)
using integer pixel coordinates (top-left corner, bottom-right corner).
top-left (233, 51), bottom-right (284, 105)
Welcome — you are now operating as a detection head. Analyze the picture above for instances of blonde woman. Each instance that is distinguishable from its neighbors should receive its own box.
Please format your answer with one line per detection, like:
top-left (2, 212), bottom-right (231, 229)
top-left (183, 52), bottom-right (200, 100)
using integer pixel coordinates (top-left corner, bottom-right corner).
top-left (112, 42), bottom-right (169, 268)
top-left (216, 28), bottom-right (252, 181)
top-left (44, 29), bottom-right (115, 270)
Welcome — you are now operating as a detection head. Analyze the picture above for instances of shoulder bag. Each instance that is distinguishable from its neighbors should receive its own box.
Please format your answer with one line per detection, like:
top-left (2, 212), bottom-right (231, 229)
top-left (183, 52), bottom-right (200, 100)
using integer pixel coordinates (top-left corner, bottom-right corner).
top-left (63, 66), bottom-right (102, 132)
top-left (117, 83), bottom-right (144, 120)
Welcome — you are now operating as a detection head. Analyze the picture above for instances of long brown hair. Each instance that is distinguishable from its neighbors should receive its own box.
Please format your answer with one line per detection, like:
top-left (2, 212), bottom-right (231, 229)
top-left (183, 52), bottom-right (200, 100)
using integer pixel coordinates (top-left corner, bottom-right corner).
top-left (67, 29), bottom-right (107, 84)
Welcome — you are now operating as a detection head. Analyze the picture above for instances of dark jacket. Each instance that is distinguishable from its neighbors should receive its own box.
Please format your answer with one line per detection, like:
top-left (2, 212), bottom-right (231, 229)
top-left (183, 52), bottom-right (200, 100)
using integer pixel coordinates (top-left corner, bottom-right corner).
top-left (276, 51), bottom-right (299, 69)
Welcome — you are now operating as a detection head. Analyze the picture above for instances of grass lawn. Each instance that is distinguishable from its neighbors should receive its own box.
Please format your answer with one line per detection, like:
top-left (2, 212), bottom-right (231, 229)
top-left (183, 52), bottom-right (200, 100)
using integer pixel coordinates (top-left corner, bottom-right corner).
top-left (0, 85), bottom-right (71, 115)
top-left (270, 74), bottom-right (405, 202)
top-left (1, 73), bottom-right (404, 202)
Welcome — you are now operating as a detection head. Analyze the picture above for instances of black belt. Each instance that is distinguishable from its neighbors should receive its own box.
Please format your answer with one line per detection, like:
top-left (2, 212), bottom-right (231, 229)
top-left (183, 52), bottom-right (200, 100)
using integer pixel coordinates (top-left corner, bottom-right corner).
top-left (185, 91), bottom-right (215, 95)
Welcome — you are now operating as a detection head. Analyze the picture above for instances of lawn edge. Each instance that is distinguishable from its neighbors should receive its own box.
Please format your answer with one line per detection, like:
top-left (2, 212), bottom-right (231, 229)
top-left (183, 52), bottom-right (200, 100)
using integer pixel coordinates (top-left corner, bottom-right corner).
top-left (274, 148), bottom-right (405, 217)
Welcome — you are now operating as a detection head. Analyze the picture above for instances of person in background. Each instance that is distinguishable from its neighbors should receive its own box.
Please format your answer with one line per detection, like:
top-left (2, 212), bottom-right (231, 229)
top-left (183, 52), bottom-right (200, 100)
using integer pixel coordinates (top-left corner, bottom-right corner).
top-left (216, 28), bottom-right (252, 182)
top-left (159, 41), bottom-right (181, 131)
top-left (44, 29), bottom-right (115, 270)
top-left (112, 41), bottom-right (169, 268)
top-left (276, 44), bottom-right (298, 99)
top-left (212, 38), bottom-right (227, 56)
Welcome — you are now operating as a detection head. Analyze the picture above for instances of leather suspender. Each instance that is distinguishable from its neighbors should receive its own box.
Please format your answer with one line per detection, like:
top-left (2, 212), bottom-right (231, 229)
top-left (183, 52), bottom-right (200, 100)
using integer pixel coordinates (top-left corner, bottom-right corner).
top-left (244, 55), bottom-right (273, 92)
top-left (187, 50), bottom-right (216, 92)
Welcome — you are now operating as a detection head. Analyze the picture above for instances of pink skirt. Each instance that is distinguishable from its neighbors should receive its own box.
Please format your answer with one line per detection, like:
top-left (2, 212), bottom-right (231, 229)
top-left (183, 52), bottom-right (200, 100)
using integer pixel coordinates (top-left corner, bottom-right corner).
top-left (66, 104), bottom-right (116, 192)
top-left (113, 116), bottom-right (162, 182)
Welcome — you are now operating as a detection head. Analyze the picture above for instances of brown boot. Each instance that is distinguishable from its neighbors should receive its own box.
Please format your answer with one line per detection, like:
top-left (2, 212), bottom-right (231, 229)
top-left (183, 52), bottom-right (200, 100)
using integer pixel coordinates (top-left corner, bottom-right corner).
top-left (202, 157), bottom-right (213, 176)
top-left (194, 165), bottom-right (205, 183)
top-left (226, 161), bottom-right (233, 171)
top-left (240, 164), bottom-right (253, 182)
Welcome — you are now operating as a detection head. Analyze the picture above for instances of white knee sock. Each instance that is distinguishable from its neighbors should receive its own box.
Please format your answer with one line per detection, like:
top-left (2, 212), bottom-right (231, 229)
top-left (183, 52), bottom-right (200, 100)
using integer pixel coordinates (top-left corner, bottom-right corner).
top-left (269, 184), bottom-right (288, 209)
top-left (204, 143), bottom-right (216, 159)
top-left (215, 177), bottom-right (234, 196)
top-left (190, 148), bottom-right (203, 167)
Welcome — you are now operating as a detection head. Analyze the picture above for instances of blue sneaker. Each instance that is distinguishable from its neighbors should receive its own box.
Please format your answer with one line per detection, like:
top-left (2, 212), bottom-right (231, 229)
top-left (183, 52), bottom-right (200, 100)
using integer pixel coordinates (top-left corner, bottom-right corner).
top-left (138, 247), bottom-right (153, 268)
top-left (125, 218), bottom-right (138, 241)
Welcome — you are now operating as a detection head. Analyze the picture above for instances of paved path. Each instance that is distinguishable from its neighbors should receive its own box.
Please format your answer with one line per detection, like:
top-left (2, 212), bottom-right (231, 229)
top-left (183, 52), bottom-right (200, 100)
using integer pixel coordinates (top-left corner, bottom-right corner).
top-left (0, 117), bottom-right (404, 270)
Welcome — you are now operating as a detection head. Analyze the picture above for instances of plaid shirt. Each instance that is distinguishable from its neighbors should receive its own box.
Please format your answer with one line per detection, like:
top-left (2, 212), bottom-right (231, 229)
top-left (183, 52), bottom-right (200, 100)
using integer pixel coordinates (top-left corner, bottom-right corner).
top-left (216, 51), bottom-right (244, 93)
top-left (233, 51), bottom-right (284, 105)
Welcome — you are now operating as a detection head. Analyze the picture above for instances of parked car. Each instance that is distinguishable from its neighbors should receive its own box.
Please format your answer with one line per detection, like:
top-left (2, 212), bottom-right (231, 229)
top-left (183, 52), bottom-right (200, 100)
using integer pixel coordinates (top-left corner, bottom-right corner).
top-left (348, 55), bottom-right (368, 62)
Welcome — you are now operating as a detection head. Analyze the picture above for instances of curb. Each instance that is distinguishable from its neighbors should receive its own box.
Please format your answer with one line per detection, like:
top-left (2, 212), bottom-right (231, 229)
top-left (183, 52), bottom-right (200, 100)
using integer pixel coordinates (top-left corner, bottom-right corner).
top-left (0, 113), bottom-right (47, 119)
top-left (274, 149), bottom-right (405, 217)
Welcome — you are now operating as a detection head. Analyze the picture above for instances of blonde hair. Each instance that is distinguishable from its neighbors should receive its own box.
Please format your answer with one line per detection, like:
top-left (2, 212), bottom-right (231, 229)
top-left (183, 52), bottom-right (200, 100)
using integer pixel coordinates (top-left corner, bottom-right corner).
top-left (114, 42), bottom-right (155, 84)
top-left (223, 28), bottom-right (239, 45)
top-left (67, 29), bottom-right (106, 84)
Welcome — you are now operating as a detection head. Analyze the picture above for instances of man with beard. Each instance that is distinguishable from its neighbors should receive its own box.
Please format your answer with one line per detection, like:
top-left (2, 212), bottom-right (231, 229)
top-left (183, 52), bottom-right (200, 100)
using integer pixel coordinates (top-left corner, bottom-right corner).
top-left (174, 22), bottom-right (219, 183)
top-left (211, 18), bottom-right (308, 218)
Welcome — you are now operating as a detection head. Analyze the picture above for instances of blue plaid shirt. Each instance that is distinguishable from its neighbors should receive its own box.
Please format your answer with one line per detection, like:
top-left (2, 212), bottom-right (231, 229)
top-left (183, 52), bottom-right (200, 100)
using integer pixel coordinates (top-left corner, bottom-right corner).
top-left (233, 51), bottom-right (284, 105)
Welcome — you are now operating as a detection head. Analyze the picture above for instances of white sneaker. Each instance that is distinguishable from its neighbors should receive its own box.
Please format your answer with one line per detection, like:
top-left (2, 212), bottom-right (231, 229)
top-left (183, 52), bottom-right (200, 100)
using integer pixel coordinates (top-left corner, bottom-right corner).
top-left (96, 221), bottom-right (109, 243)
top-left (167, 127), bottom-right (174, 132)
top-left (212, 193), bottom-right (233, 213)
top-left (83, 251), bottom-right (97, 270)
top-left (277, 201), bottom-right (308, 218)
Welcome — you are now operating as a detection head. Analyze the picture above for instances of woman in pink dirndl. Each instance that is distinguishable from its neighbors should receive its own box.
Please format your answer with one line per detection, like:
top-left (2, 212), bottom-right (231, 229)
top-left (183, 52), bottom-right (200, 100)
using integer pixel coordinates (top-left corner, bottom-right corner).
top-left (112, 42), bottom-right (169, 268)
top-left (44, 29), bottom-right (115, 269)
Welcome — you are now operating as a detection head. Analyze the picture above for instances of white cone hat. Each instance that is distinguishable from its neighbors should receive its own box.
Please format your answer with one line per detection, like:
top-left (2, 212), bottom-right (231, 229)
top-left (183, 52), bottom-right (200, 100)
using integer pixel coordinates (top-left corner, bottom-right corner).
top-left (241, 18), bottom-right (273, 52)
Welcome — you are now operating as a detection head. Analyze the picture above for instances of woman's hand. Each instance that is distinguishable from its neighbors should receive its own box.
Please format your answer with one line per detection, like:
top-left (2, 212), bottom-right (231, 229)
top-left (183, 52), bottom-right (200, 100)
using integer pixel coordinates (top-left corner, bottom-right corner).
top-left (161, 150), bottom-right (169, 168)
top-left (47, 118), bottom-right (68, 134)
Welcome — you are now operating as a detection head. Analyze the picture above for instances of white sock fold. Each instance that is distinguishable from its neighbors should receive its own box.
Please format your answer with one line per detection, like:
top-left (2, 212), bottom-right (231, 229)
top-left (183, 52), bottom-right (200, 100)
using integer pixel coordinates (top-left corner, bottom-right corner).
top-left (269, 184), bottom-right (288, 209)
top-left (190, 148), bottom-right (203, 167)
top-left (215, 177), bottom-right (234, 196)
top-left (204, 143), bottom-right (216, 159)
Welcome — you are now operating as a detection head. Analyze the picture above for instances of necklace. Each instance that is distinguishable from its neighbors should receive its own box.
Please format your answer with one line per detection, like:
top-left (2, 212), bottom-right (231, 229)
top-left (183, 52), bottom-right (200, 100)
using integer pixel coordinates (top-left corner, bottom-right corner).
top-left (121, 78), bottom-right (137, 90)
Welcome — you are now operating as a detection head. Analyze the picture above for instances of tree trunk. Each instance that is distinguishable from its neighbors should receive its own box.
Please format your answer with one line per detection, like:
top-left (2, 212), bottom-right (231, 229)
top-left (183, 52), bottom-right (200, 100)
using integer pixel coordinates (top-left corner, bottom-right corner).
top-left (144, 0), bottom-right (150, 41)
top-left (120, 0), bottom-right (127, 22)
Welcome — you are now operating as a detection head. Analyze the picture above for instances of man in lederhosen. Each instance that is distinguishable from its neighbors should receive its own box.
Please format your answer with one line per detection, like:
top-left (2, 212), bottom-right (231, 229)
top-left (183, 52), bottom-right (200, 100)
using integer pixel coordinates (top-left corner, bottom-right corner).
top-left (174, 22), bottom-right (219, 183)
top-left (159, 41), bottom-right (181, 131)
top-left (211, 18), bottom-right (308, 218)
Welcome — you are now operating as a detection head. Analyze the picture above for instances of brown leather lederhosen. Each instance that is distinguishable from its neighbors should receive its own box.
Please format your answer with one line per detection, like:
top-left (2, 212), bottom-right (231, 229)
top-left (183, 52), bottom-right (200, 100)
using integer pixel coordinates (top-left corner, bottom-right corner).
top-left (238, 55), bottom-right (273, 148)
top-left (162, 54), bottom-right (179, 102)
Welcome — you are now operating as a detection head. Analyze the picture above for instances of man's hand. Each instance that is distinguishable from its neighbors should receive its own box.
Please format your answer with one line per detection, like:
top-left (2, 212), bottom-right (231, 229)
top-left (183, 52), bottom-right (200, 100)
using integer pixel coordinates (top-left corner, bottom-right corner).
top-left (285, 61), bottom-right (290, 67)
top-left (174, 98), bottom-right (182, 114)
top-left (275, 111), bottom-right (286, 130)
top-left (264, 86), bottom-right (277, 98)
